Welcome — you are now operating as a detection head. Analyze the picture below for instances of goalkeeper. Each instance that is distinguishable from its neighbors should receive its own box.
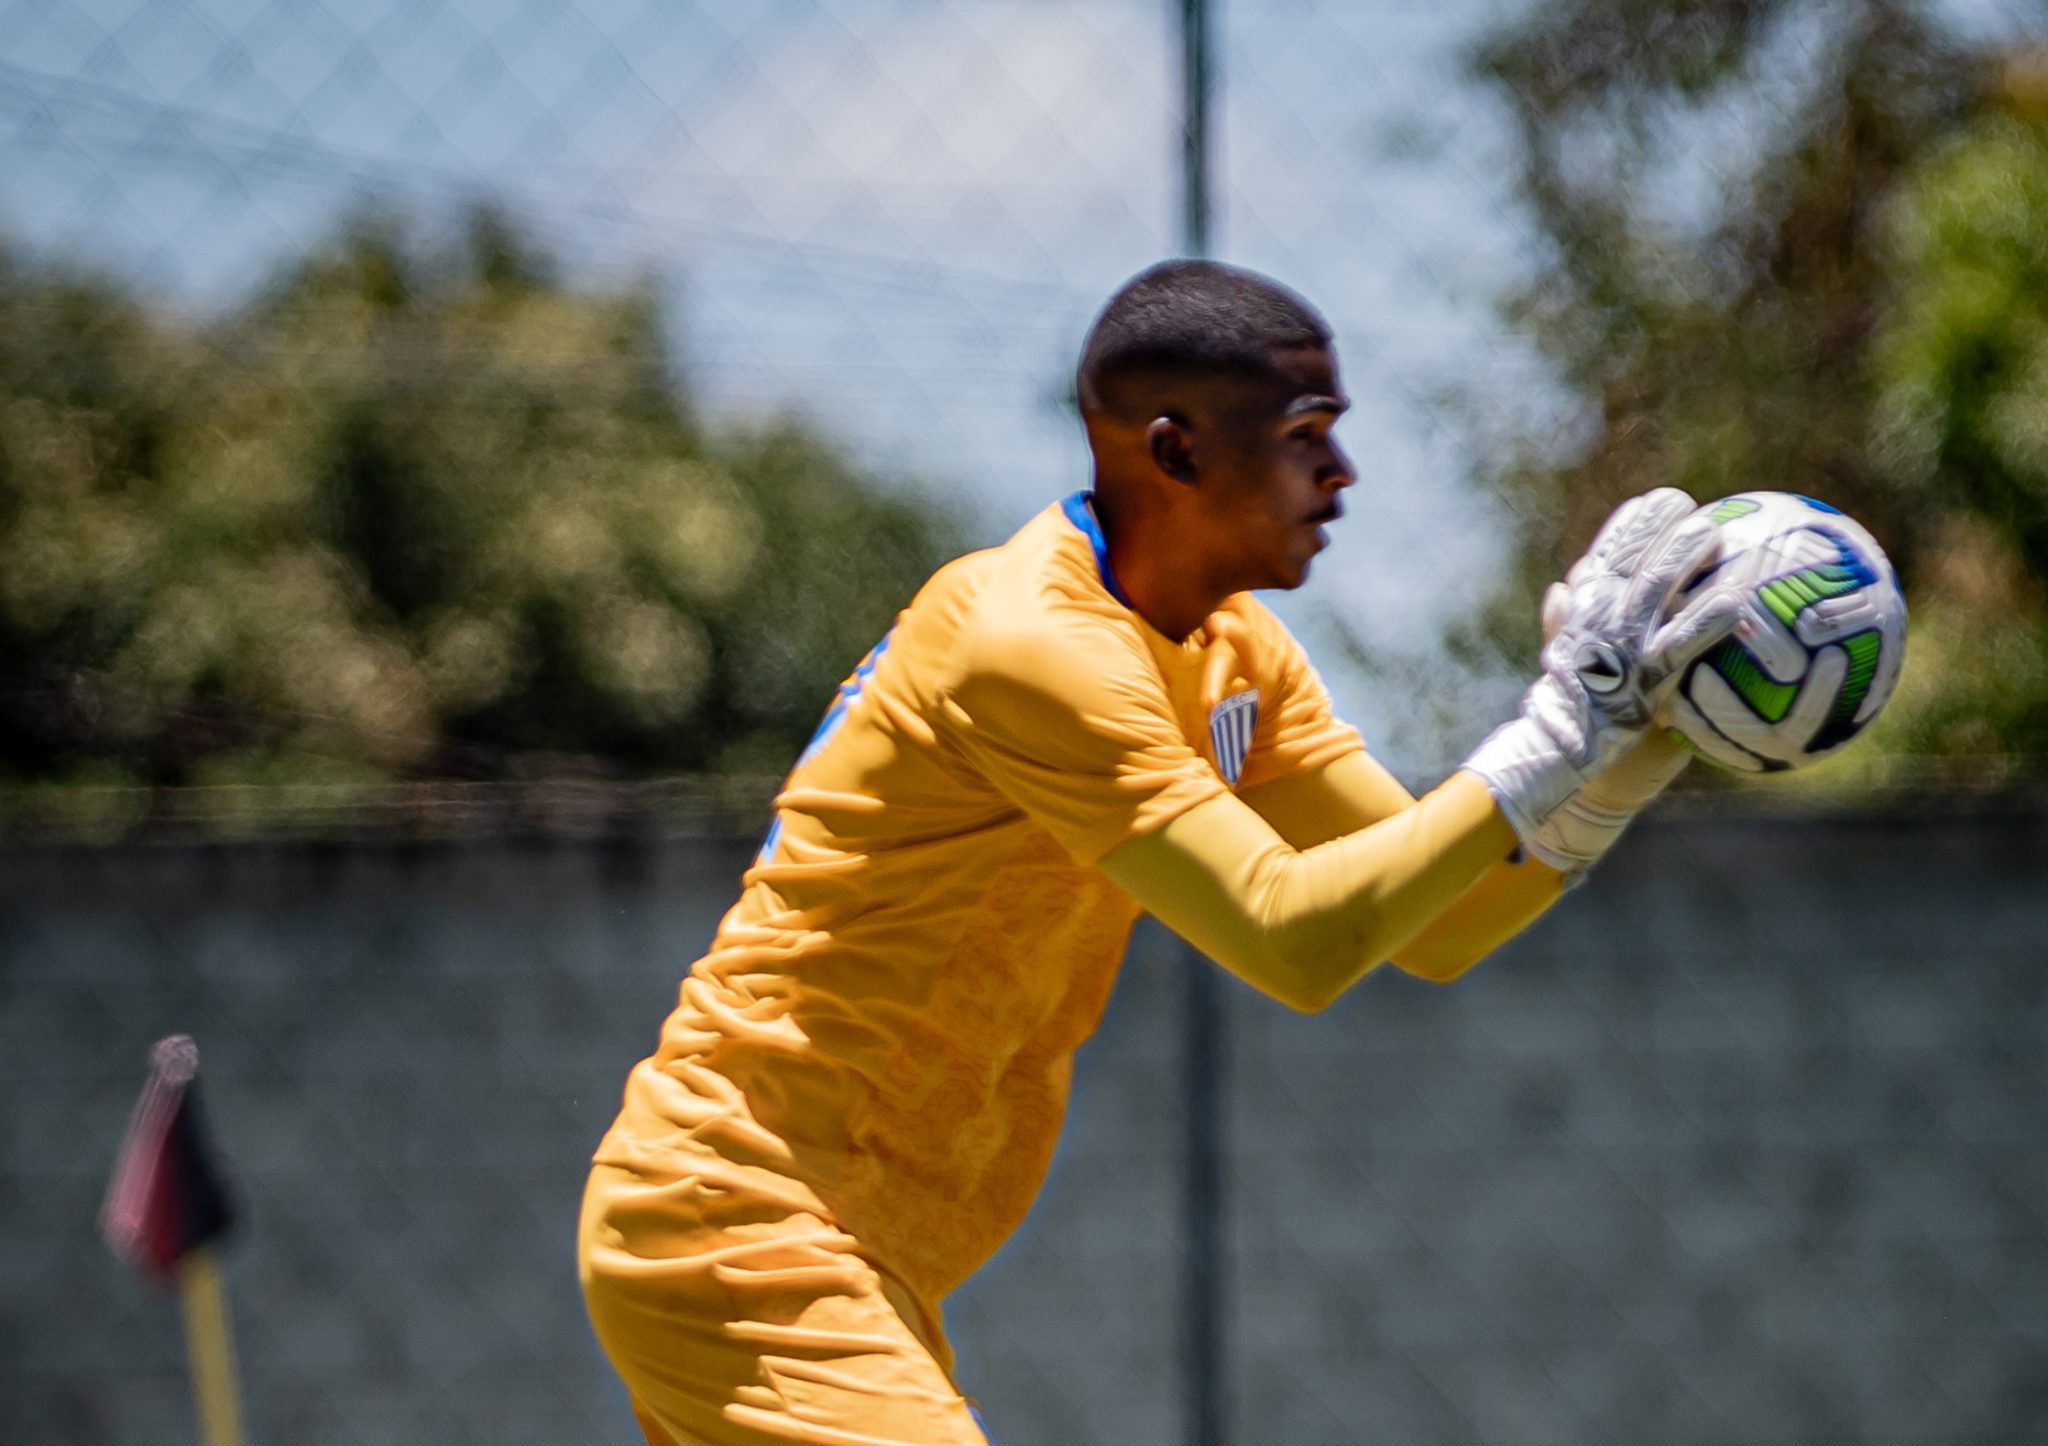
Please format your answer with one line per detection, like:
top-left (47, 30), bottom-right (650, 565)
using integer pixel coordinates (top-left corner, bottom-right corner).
top-left (578, 260), bottom-right (1739, 1446)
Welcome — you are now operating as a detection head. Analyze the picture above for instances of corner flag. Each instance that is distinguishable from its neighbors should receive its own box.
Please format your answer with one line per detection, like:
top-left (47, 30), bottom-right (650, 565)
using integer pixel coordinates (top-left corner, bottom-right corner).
top-left (102, 1035), bottom-right (235, 1274)
top-left (102, 1036), bottom-right (246, 1446)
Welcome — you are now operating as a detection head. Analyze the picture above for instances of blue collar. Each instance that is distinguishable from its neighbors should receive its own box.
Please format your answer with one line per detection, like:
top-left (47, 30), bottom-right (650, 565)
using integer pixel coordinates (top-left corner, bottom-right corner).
top-left (1058, 489), bottom-right (1133, 607)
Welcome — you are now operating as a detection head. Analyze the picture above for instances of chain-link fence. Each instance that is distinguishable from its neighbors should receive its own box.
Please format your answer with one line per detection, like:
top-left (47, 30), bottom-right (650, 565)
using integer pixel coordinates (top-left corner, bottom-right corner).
top-left (7, 808), bottom-right (2047, 1446)
top-left (9, 0), bottom-right (2048, 800)
top-left (0, 0), bottom-right (1559, 790)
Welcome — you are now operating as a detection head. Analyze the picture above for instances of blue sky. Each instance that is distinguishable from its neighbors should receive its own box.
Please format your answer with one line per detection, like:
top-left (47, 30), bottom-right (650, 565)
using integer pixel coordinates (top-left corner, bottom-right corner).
top-left (3, 0), bottom-right (1574, 774)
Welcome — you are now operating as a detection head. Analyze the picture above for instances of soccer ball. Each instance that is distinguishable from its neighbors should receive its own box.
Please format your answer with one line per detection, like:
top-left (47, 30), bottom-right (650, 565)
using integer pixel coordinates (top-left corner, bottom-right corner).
top-left (1665, 492), bottom-right (1907, 772)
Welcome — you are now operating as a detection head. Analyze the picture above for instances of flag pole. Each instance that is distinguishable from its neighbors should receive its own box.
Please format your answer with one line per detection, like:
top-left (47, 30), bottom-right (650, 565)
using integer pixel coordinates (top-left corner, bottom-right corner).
top-left (177, 1247), bottom-right (248, 1446)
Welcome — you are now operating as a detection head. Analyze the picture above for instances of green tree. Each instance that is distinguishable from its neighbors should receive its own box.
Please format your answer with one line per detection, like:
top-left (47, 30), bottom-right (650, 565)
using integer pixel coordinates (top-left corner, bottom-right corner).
top-left (0, 208), bottom-right (961, 820)
top-left (1868, 64), bottom-right (2048, 779)
top-left (1468, 0), bottom-right (2048, 788)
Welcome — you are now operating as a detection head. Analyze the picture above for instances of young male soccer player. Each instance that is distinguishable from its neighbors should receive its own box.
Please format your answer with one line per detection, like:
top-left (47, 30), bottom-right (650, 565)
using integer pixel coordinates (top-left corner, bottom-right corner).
top-left (579, 261), bottom-right (1738, 1445)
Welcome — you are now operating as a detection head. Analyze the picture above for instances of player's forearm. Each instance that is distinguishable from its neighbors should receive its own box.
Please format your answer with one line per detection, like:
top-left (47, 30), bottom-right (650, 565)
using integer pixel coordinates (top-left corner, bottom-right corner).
top-left (1387, 851), bottom-right (1564, 984)
top-left (1250, 772), bottom-right (1520, 1007)
top-left (1100, 772), bottom-right (1517, 1013)
top-left (1239, 748), bottom-right (1559, 986)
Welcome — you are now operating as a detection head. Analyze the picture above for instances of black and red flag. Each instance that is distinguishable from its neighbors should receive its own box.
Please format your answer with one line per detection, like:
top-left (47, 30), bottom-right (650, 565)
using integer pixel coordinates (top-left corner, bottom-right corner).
top-left (101, 1035), bottom-right (236, 1278)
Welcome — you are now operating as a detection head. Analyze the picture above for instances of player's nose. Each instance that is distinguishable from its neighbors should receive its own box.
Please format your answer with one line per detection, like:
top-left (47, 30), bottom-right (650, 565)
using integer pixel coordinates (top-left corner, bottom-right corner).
top-left (1323, 438), bottom-right (1356, 490)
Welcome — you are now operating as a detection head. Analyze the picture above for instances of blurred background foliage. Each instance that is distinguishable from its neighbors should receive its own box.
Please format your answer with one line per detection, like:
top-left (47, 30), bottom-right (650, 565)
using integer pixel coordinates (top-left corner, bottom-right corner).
top-left (0, 207), bottom-right (961, 818)
top-left (1468, 0), bottom-right (2048, 792)
top-left (4, 0), bottom-right (2047, 826)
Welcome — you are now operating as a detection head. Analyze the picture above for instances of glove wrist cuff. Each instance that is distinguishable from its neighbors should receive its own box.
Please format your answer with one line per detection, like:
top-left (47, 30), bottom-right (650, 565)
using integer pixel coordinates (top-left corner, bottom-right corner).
top-left (1522, 797), bottom-right (1637, 878)
top-left (1460, 716), bottom-right (1588, 840)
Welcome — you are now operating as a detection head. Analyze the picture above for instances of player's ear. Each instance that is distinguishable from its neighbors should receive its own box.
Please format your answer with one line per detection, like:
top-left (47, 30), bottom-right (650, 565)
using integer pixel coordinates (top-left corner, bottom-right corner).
top-left (1146, 416), bottom-right (1197, 486)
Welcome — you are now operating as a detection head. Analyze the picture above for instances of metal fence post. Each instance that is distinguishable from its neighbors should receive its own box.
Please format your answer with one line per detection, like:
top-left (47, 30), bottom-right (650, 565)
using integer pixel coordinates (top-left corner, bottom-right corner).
top-left (1176, 4), bottom-right (1226, 1444)
top-left (1180, 940), bottom-right (1229, 1446)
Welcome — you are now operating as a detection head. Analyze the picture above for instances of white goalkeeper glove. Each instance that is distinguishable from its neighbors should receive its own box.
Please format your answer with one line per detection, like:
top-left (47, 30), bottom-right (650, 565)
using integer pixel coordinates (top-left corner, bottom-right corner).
top-left (1520, 728), bottom-right (1692, 879)
top-left (1461, 488), bottom-right (1738, 842)
top-left (1520, 549), bottom-right (1699, 878)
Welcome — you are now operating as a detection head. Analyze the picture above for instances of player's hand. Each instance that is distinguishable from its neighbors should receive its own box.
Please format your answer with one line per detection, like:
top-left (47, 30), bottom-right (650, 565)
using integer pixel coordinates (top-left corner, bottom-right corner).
top-left (1522, 540), bottom-right (1701, 877)
top-left (1462, 488), bottom-right (1738, 840)
top-left (1541, 487), bottom-right (1735, 728)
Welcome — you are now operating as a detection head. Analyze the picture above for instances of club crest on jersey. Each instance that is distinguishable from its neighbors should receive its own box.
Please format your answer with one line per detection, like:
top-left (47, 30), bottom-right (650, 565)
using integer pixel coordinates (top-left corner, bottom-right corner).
top-left (1208, 689), bottom-right (1260, 786)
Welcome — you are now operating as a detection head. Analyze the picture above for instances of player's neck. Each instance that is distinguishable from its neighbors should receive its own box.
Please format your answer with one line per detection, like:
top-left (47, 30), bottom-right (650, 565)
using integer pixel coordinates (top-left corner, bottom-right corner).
top-left (1091, 491), bottom-right (1229, 642)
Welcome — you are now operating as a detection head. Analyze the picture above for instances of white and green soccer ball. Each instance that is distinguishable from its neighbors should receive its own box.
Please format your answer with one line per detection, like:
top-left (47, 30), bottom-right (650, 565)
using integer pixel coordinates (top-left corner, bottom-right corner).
top-left (1665, 492), bottom-right (1907, 772)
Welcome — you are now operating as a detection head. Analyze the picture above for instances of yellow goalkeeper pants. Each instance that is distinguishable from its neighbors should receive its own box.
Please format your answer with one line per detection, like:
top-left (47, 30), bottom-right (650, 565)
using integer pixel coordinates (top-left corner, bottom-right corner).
top-left (578, 1160), bottom-right (992, 1446)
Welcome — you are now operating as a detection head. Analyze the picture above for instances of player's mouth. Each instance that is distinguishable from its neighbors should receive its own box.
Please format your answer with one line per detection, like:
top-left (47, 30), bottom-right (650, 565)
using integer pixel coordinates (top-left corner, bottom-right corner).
top-left (1306, 501), bottom-right (1343, 547)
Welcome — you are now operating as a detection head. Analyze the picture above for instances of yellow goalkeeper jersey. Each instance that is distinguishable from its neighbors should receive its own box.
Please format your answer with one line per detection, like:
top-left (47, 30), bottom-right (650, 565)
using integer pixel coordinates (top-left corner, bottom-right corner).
top-left (594, 491), bottom-right (1362, 1304)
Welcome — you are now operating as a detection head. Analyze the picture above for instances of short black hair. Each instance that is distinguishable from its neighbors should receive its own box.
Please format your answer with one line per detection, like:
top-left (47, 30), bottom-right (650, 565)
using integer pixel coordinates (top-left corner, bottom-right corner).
top-left (1077, 260), bottom-right (1331, 419)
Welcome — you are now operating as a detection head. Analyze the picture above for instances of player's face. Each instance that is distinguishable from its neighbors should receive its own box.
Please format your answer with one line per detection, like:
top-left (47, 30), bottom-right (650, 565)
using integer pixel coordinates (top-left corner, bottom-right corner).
top-left (1205, 343), bottom-right (1355, 591)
